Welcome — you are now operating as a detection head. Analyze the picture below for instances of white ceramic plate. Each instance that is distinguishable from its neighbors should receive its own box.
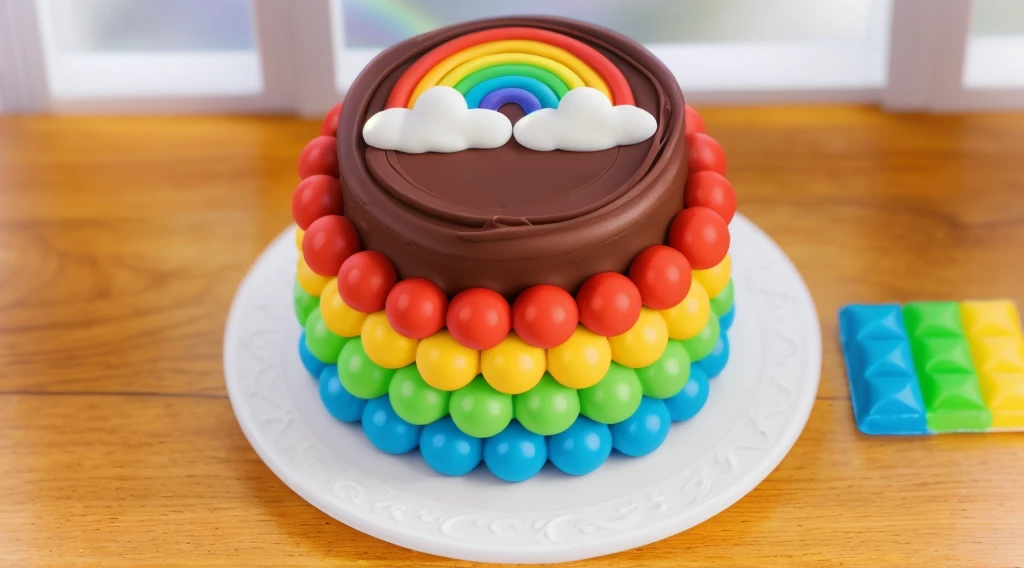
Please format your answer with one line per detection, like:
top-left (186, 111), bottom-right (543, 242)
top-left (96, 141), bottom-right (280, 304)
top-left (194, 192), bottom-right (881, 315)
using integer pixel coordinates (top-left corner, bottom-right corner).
top-left (224, 214), bottom-right (821, 564)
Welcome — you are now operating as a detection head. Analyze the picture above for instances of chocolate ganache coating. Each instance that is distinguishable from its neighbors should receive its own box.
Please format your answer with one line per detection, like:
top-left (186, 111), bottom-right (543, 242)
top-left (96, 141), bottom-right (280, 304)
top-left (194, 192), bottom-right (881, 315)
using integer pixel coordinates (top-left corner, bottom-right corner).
top-left (336, 16), bottom-right (687, 297)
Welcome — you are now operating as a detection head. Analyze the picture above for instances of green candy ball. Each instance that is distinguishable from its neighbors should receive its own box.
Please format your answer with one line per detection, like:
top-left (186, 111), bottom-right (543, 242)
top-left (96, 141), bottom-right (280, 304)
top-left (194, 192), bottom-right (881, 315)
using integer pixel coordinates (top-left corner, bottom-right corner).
top-left (449, 376), bottom-right (513, 438)
top-left (636, 340), bottom-right (692, 399)
top-left (389, 365), bottom-right (450, 425)
top-left (338, 338), bottom-right (395, 399)
top-left (304, 308), bottom-right (348, 363)
top-left (709, 279), bottom-right (734, 317)
top-left (579, 363), bottom-right (643, 424)
top-left (294, 280), bottom-right (319, 325)
top-left (683, 312), bottom-right (720, 362)
top-left (514, 373), bottom-right (580, 436)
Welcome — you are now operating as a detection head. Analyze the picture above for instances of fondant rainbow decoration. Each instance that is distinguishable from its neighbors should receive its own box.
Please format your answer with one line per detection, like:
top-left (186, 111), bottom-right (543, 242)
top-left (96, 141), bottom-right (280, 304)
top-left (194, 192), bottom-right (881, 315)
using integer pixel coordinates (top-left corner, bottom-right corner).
top-left (385, 27), bottom-right (635, 115)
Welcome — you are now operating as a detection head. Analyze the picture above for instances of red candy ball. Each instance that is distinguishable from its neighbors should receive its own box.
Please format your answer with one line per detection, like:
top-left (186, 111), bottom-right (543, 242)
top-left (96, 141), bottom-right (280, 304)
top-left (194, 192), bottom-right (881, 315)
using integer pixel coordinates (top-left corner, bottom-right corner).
top-left (684, 171), bottom-right (736, 224)
top-left (338, 250), bottom-right (396, 313)
top-left (321, 102), bottom-right (343, 137)
top-left (298, 136), bottom-right (339, 179)
top-left (629, 245), bottom-right (693, 310)
top-left (684, 104), bottom-right (706, 135)
top-left (576, 273), bottom-right (642, 337)
top-left (386, 278), bottom-right (447, 339)
top-left (668, 206), bottom-right (730, 270)
top-left (291, 174), bottom-right (343, 230)
top-left (512, 285), bottom-right (579, 349)
top-left (686, 133), bottom-right (727, 176)
top-left (447, 288), bottom-right (511, 350)
top-left (301, 215), bottom-right (360, 276)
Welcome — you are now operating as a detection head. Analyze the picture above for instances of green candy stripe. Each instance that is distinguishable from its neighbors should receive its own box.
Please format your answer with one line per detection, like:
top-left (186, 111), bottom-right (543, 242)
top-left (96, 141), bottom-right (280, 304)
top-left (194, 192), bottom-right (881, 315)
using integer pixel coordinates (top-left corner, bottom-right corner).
top-left (294, 280), bottom-right (319, 325)
top-left (453, 64), bottom-right (570, 99)
top-left (709, 279), bottom-right (734, 318)
top-left (681, 312), bottom-right (721, 363)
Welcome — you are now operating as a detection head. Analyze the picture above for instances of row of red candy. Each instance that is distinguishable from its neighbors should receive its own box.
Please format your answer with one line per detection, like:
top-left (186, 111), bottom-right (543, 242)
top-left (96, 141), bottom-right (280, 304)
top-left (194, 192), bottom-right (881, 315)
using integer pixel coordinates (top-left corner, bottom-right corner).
top-left (292, 102), bottom-right (736, 351)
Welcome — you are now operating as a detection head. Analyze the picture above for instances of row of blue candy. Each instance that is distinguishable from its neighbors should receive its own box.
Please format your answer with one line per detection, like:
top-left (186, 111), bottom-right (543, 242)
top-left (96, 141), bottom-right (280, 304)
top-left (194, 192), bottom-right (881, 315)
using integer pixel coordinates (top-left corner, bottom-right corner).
top-left (299, 305), bottom-right (735, 482)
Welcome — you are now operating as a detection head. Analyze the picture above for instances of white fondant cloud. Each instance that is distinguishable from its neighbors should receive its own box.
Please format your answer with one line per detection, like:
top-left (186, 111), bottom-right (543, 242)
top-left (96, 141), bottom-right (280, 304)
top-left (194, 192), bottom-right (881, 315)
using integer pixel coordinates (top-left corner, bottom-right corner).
top-left (362, 86), bottom-right (512, 153)
top-left (512, 87), bottom-right (657, 152)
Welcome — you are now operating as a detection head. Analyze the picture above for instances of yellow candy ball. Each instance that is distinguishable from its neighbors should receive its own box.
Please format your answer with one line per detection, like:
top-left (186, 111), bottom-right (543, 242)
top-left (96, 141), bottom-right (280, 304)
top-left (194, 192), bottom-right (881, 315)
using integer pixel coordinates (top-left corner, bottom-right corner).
top-left (660, 279), bottom-right (711, 340)
top-left (361, 311), bottom-right (418, 369)
top-left (319, 278), bottom-right (367, 337)
top-left (297, 255), bottom-right (330, 296)
top-left (415, 330), bottom-right (480, 391)
top-left (294, 227), bottom-right (304, 251)
top-left (547, 326), bottom-right (612, 389)
top-left (481, 333), bottom-right (546, 395)
top-left (693, 254), bottom-right (732, 298)
top-left (609, 307), bottom-right (669, 368)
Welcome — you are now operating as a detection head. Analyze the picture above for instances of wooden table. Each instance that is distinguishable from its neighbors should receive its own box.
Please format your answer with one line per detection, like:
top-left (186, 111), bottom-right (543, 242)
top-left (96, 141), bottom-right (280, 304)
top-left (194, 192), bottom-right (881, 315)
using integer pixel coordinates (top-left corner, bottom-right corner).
top-left (1, 108), bottom-right (1022, 567)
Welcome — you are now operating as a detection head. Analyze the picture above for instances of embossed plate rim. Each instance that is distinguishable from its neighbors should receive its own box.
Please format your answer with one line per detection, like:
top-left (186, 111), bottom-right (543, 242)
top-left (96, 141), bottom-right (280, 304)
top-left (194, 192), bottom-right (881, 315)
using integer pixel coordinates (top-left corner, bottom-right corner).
top-left (224, 214), bottom-right (821, 563)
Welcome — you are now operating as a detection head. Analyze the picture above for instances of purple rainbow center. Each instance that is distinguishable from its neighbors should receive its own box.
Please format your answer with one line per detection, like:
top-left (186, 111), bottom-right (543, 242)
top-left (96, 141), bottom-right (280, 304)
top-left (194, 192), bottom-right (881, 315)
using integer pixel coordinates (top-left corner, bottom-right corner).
top-left (478, 88), bottom-right (542, 115)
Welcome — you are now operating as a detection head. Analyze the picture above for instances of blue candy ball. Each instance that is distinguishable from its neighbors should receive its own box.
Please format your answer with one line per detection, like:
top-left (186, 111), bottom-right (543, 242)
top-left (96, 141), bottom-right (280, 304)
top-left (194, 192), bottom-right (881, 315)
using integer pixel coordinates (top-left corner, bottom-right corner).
top-left (610, 397), bottom-right (671, 457)
top-left (720, 305), bottom-right (736, 331)
top-left (483, 421), bottom-right (547, 482)
top-left (664, 364), bottom-right (709, 422)
top-left (697, 334), bottom-right (730, 379)
top-left (299, 331), bottom-right (326, 378)
top-left (420, 417), bottom-right (483, 476)
top-left (547, 417), bottom-right (612, 476)
top-left (361, 396), bottom-right (422, 454)
top-left (319, 366), bottom-right (366, 423)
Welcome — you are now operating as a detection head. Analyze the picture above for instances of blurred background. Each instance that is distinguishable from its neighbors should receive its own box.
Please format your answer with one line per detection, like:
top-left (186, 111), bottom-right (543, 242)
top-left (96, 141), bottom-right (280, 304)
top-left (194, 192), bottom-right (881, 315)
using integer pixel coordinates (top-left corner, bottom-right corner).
top-left (0, 0), bottom-right (1022, 114)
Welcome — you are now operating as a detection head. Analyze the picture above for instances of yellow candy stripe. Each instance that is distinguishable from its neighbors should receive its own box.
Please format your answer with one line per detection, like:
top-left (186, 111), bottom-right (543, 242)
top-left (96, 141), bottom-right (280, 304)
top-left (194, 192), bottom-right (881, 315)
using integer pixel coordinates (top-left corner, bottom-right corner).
top-left (961, 300), bottom-right (1024, 428)
top-left (411, 40), bottom-right (610, 106)
top-left (609, 307), bottom-right (669, 368)
top-left (437, 53), bottom-right (586, 91)
top-left (294, 227), bottom-right (304, 251)
top-left (361, 311), bottom-right (418, 369)
top-left (319, 278), bottom-right (367, 337)
top-left (660, 279), bottom-right (711, 340)
top-left (481, 333), bottom-right (546, 395)
top-left (547, 326), bottom-right (612, 389)
top-left (416, 330), bottom-right (480, 391)
top-left (693, 254), bottom-right (732, 299)
top-left (297, 255), bottom-right (330, 297)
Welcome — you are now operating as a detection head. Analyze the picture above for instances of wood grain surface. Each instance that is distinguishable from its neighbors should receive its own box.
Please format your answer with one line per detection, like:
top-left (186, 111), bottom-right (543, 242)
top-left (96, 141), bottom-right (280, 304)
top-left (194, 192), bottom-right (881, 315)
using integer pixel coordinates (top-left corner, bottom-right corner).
top-left (1, 109), bottom-right (1023, 567)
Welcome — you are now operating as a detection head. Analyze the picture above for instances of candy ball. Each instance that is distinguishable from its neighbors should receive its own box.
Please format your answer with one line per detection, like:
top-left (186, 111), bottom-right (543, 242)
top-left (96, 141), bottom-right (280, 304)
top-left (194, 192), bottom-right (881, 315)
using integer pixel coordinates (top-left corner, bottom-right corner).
top-left (720, 304), bottom-right (736, 331)
top-left (668, 206), bottom-right (730, 270)
top-left (385, 278), bottom-right (447, 340)
top-left (302, 215), bottom-right (361, 276)
top-left (684, 104), bottom-right (706, 135)
top-left (338, 251), bottom-right (396, 314)
top-left (577, 272), bottom-right (642, 337)
top-left (447, 288), bottom-right (511, 350)
top-left (415, 330), bottom-right (480, 391)
top-left (297, 256), bottom-right (331, 296)
top-left (319, 278), bottom-right (367, 337)
top-left (693, 254), bottom-right (732, 299)
top-left (321, 102), bottom-right (343, 136)
top-left (629, 245), bottom-right (692, 310)
top-left (664, 364), bottom-right (709, 422)
top-left (636, 339), bottom-right (691, 399)
top-left (298, 135), bottom-right (339, 179)
top-left (512, 285), bottom-right (579, 348)
top-left (514, 374), bottom-right (580, 436)
top-left (389, 365), bottom-right (450, 425)
top-left (420, 417), bottom-right (483, 476)
top-left (660, 279), bottom-right (711, 340)
top-left (338, 338), bottom-right (396, 399)
top-left (304, 309), bottom-right (349, 363)
top-left (319, 365), bottom-right (366, 422)
top-left (292, 174), bottom-right (343, 230)
top-left (709, 279), bottom-right (735, 317)
top-left (449, 376), bottom-right (513, 438)
top-left (685, 132), bottom-right (726, 176)
top-left (294, 280), bottom-right (319, 325)
top-left (578, 363), bottom-right (643, 424)
top-left (697, 334), bottom-right (730, 379)
top-left (682, 313), bottom-right (721, 362)
top-left (547, 417), bottom-right (612, 476)
top-left (608, 307), bottom-right (670, 368)
top-left (684, 171), bottom-right (736, 224)
top-left (610, 397), bottom-right (671, 457)
top-left (362, 396), bottom-right (421, 454)
top-left (483, 421), bottom-right (547, 482)
top-left (547, 326), bottom-right (612, 389)
top-left (298, 331), bottom-right (327, 378)
top-left (361, 311), bottom-right (418, 368)
top-left (294, 227), bottom-right (304, 250)
top-left (481, 333), bottom-right (546, 395)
